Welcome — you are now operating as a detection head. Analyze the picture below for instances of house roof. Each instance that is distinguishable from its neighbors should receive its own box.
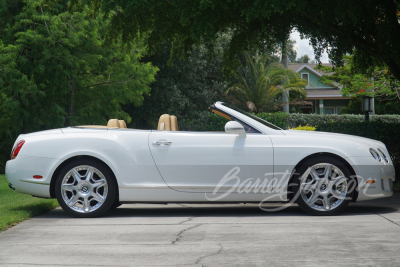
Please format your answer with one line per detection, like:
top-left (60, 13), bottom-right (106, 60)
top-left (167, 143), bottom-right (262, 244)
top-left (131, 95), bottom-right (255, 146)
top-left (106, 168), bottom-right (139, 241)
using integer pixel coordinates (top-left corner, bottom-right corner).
top-left (288, 63), bottom-right (350, 99)
top-left (288, 63), bottom-right (335, 76)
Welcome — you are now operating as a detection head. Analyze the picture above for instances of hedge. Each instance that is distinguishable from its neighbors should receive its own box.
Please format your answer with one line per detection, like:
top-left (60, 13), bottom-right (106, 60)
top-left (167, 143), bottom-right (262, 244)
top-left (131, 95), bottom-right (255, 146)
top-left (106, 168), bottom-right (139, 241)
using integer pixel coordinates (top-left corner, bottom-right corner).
top-left (256, 112), bottom-right (400, 129)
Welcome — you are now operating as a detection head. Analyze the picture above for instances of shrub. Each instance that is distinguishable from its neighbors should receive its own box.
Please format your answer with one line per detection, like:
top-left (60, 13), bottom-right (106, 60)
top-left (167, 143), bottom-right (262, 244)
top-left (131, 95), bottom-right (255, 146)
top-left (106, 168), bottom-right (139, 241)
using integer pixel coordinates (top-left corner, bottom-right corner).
top-left (257, 113), bottom-right (400, 128)
top-left (256, 112), bottom-right (289, 129)
top-left (291, 124), bottom-right (316, 131)
top-left (202, 113), bottom-right (229, 131)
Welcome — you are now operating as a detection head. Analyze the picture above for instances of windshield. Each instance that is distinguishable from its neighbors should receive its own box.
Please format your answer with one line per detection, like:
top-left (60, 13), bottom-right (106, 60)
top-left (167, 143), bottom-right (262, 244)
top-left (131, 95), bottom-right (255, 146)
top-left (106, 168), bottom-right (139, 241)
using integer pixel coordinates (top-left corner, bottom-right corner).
top-left (221, 103), bottom-right (282, 130)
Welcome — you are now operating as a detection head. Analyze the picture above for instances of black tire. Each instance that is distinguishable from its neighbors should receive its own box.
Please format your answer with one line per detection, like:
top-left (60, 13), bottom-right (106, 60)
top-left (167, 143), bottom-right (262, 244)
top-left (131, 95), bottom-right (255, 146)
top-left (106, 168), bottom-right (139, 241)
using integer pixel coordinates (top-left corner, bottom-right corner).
top-left (292, 156), bottom-right (356, 215)
top-left (55, 159), bottom-right (117, 218)
top-left (110, 201), bottom-right (122, 209)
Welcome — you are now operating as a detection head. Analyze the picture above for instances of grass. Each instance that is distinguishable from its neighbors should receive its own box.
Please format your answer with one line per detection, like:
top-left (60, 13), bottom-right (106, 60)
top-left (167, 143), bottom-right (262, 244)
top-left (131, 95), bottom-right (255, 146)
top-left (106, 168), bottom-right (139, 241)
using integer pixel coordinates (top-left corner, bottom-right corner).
top-left (0, 175), bottom-right (59, 232)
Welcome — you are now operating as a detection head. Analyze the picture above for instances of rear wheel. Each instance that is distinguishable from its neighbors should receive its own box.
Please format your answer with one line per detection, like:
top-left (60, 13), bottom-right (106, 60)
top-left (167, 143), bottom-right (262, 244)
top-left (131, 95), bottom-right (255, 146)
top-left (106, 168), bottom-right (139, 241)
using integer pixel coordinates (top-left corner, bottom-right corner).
top-left (293, 156), bottom-right (356, 215)
top-left (55, 159), bottom-right (117, 218)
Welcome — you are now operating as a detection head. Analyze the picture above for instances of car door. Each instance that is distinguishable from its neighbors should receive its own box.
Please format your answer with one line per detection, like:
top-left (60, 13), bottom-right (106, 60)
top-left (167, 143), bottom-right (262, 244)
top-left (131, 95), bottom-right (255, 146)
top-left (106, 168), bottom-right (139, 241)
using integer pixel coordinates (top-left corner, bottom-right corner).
top-left (148, 131), bottom-right (274, 193)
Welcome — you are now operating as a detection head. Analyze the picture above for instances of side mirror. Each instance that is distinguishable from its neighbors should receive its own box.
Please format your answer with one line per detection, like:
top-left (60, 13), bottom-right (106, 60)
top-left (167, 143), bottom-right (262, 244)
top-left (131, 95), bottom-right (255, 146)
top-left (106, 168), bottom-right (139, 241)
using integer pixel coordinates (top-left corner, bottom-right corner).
top-left (225, 121), bottom-right (246, 138)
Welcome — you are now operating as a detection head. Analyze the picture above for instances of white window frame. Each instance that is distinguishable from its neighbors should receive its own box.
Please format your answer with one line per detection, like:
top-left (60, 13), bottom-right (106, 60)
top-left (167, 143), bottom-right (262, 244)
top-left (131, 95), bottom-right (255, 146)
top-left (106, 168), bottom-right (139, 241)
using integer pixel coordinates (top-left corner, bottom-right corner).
top-left (323, 107), bottom-right (336, 115)
top-left (301, 73), bottom-right (309, 86)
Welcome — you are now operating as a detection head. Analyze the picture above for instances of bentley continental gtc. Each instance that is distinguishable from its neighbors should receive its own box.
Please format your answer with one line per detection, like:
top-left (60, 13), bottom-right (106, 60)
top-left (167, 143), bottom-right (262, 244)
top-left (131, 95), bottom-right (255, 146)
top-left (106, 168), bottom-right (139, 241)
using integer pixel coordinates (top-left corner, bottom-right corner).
top-left (6, 102), bottom-right (395, 217)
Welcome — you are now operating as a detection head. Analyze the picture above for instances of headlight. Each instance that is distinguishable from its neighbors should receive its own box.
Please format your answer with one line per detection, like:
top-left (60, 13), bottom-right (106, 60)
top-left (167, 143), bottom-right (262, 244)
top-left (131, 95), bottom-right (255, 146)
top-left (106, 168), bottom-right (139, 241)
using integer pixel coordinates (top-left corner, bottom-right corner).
top-left (377, 148), bottom-right (389, 163)
top-left (370, 148), bottom-right (381, 162)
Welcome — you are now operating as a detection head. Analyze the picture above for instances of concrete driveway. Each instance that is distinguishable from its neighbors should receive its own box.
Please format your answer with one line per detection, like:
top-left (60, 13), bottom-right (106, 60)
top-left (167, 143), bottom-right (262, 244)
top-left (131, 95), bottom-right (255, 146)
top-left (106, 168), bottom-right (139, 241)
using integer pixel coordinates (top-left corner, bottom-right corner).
top-left (1, 194), bottom-right (400, 267)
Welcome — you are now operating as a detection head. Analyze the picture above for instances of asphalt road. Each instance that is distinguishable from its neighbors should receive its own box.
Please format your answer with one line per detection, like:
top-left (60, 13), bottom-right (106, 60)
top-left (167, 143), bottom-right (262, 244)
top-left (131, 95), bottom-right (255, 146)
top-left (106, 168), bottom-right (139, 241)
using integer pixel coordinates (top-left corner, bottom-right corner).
top-left (1, 194), bottom-right (400, 267)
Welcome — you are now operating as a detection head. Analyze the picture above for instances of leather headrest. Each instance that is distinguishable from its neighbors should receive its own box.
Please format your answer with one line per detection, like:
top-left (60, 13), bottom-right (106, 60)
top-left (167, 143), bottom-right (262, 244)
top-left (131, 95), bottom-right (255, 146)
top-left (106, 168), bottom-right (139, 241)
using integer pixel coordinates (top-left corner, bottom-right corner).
top-left (107, 119), bottom-right (120, 128)
top-left (158, 114), bottom-right (171, 130)
top-left (170, 116), bottom-right (178, 131)
top-left (118, 120), bottom-right (127, 129)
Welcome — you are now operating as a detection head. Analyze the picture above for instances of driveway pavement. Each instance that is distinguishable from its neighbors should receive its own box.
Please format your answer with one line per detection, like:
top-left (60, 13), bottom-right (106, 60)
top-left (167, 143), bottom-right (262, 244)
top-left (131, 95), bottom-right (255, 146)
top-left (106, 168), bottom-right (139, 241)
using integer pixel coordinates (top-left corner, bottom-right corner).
top-left (1, 194), bottom-right (400, 267)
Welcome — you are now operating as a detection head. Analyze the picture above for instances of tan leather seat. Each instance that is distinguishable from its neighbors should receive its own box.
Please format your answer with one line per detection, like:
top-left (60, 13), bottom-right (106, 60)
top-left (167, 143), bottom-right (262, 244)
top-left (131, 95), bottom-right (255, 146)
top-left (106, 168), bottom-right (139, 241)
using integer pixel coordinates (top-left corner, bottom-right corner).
top-left (170, 116), bottom-right (178, 131)
top-left (119, 120), bottom-right (127, 129)
top-left (107, 119), bottom-right (120, 128)
top-left (158, 114), bottom-right (171, 130)
top-left (157, 114), bottom-right (179, 131)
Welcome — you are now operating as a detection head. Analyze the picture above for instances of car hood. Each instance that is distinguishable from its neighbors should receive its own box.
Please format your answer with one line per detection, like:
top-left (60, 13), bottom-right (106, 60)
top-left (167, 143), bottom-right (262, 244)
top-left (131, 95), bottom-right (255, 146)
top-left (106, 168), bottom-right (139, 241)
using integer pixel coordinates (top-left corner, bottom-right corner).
top-left (282, 129), bottom-right (384, 147)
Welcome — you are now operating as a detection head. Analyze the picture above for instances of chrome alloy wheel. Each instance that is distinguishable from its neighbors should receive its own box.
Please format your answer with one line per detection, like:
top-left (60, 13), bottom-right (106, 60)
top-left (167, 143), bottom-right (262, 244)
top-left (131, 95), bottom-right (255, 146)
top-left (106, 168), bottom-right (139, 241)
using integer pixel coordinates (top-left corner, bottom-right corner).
top-left (300, 163), bottom-right (348, 211)
top-left (61, 165), bottom-right (108, 213)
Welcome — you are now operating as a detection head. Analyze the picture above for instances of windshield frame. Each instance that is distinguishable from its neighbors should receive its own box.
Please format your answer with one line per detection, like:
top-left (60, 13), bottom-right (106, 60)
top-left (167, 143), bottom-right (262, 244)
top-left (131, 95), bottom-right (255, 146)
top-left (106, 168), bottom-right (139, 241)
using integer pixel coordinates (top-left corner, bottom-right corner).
top-left (220, 103), bottom-right (282, 130)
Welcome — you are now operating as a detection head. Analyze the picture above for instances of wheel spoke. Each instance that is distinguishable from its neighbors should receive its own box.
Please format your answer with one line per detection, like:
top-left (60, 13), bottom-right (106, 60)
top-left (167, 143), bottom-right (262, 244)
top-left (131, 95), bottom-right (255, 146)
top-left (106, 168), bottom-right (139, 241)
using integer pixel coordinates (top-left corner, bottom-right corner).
top-left (332, 176), bottom-right (347, 186)
top-left (71, 168), bottom-right (82, 183)
top-left (62, 184), bottom-right (76, 192)
top-left (300, 168), bottom-right (311, 181)
top-left (307, 192), bottom-right (319, 205)
top-left (309, 167), bottom-right (321, 181)
top-left (83, 197), bottom-right (90, 212)
top-left (323, 164), bottom-right (332, 180)
top-left (90, 192), bottom-right (105, 204)
top-left (301, 183), bottom-right (317, 193)
top-left (92, 179), bottom-right (106, 189)
top-left (68, 194), bottom-right (79, 207)
top-left (331, 189), bottom-right (346, 200)
top-left (322, 195), bottom-right (331, 210)
top-left (85, 167), bottom-right (94, 182)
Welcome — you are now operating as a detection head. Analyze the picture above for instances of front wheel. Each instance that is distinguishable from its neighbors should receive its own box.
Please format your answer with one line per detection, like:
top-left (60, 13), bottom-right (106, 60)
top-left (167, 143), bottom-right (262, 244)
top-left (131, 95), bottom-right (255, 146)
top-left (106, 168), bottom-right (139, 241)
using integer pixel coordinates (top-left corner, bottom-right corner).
top-left (55, 159), bottom-right (117, 218)
top-left (293, 156), bottom-right (356, 215)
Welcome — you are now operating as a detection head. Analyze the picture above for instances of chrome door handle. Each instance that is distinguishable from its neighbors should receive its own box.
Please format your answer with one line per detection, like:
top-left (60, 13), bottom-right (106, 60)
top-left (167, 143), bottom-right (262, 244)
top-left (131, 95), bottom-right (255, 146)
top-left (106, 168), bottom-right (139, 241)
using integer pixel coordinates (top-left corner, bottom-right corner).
top-left (152, 140), bottom-right (172, 146)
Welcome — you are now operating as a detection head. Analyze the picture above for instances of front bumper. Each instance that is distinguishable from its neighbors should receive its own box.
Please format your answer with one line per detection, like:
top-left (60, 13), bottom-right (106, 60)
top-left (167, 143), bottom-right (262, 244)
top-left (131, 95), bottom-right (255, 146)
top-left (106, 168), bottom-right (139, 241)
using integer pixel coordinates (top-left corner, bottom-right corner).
top-left (6, 156), bottom-right (61, 198)
top-left (347, 156), bottom-right (395, 201)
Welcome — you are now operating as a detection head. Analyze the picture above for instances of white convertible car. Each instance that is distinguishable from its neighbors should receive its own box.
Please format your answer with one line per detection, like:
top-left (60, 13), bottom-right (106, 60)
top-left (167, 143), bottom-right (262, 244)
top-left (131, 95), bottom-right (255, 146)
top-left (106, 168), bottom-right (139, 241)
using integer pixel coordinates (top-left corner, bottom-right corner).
top-left (6, 102), bottom-right (395, 217)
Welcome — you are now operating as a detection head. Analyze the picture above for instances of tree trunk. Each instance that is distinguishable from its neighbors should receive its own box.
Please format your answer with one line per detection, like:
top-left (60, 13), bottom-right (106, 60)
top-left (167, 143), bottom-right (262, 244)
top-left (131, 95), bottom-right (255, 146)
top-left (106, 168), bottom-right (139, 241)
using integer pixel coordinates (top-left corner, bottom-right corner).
top-left (70, 76), bottom-right (75, 126)
top-left (281, 40), bottom-right (289, 114)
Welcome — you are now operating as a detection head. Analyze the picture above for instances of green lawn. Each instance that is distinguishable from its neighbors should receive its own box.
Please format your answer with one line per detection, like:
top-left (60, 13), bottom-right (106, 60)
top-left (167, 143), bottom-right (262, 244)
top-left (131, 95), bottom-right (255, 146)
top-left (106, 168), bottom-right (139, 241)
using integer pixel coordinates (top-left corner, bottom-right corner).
top-left (0, 175), bottom-right (59, 232)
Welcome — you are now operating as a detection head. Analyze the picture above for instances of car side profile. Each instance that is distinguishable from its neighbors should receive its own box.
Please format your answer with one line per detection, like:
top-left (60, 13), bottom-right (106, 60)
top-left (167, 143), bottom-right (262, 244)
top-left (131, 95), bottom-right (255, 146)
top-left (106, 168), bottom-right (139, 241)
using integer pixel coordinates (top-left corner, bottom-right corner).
top-left (6, 102), bottom-right (395, 217)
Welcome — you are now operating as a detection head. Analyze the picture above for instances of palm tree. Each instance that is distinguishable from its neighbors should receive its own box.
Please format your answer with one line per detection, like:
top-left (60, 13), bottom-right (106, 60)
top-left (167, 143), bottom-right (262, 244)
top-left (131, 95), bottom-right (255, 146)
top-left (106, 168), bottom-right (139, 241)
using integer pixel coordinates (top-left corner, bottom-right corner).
top-left (226, 51), bottom-right (307, 112)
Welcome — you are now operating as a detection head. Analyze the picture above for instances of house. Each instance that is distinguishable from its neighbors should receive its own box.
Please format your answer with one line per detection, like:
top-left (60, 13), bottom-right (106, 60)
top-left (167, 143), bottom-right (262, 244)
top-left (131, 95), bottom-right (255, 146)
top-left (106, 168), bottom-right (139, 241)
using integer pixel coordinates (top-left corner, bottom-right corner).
top-left (288, 63), bottom-right (351, 114)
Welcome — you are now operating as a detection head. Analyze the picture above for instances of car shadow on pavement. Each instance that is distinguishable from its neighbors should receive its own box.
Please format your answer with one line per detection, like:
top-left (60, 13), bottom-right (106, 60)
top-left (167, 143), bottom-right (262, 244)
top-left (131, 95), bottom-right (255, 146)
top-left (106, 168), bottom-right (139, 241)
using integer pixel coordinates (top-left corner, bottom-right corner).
top-left (108, 204), bottom-right (398, 217)
top-left (37, 202), bottom-right (399, 219)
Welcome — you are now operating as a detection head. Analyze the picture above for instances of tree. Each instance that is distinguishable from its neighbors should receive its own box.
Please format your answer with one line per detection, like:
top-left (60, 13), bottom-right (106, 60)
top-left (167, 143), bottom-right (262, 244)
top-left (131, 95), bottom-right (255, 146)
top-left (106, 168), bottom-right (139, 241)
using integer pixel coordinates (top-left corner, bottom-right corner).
top-left (124, 32), bottom-right (231, 131)
top-left (0, 0), bottom-right (158, 172)
top-left (317, 56), bottom-right (400, 100)
top-left (286, 39), bottom-right (297, 63)
top-left (80, 0), bottom-right (400, 81)
top-left (317, 55), bottom-right (400, 114)
top-left (226, 52), bottom-right (307, 112)
top-left (295, 54), bottom-right (311, 63)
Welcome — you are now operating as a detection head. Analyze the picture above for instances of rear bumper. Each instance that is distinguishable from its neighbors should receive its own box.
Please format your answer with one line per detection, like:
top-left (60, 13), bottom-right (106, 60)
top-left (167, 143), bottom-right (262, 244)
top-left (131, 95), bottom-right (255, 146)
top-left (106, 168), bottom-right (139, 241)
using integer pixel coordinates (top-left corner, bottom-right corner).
top-left (347, 157), bottom-right (395, 201)
top-left (6, 156), bottom-right (61, 198)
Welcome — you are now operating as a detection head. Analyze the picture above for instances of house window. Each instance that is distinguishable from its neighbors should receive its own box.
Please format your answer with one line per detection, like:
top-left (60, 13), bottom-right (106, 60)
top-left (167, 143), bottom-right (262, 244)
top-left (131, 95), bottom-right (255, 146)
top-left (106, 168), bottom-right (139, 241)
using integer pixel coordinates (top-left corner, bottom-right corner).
top-left (301, 73), bottom-right (309, 86)
top-left (324, 107), bottom-right (335, 115)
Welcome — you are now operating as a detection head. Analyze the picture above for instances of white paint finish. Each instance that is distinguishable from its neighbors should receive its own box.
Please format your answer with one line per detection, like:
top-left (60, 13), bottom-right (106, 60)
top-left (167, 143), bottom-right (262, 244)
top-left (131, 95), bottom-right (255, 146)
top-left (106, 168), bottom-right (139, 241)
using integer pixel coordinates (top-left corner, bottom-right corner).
top-left (5, 102), bottom-right (395, 204)
top-left (5, 156), bottom-right (60, 197)
top-left (148, 131), bottom-right (273, 193)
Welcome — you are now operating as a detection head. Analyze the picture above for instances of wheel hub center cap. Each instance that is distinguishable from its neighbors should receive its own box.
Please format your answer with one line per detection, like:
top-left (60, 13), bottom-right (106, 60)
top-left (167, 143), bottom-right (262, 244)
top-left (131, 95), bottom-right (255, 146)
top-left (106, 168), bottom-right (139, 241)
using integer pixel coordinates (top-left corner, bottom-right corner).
top-left (79, 184), bottom-right (91, 194)
top-left (320, 184), bottom-right (327, 191)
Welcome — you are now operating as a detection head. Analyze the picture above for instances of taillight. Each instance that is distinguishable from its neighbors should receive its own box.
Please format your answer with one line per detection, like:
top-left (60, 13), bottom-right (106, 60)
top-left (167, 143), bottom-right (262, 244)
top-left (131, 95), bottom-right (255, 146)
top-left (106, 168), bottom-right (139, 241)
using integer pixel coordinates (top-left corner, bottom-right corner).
top-left (11, 140), bottom-right (25, 159)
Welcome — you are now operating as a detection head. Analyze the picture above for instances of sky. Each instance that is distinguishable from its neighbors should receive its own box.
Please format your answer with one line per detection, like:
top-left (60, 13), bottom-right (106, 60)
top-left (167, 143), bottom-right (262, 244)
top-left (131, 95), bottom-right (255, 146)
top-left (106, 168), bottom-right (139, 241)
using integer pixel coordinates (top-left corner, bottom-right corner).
top-left (290, 31), bottom-right (330, 63)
